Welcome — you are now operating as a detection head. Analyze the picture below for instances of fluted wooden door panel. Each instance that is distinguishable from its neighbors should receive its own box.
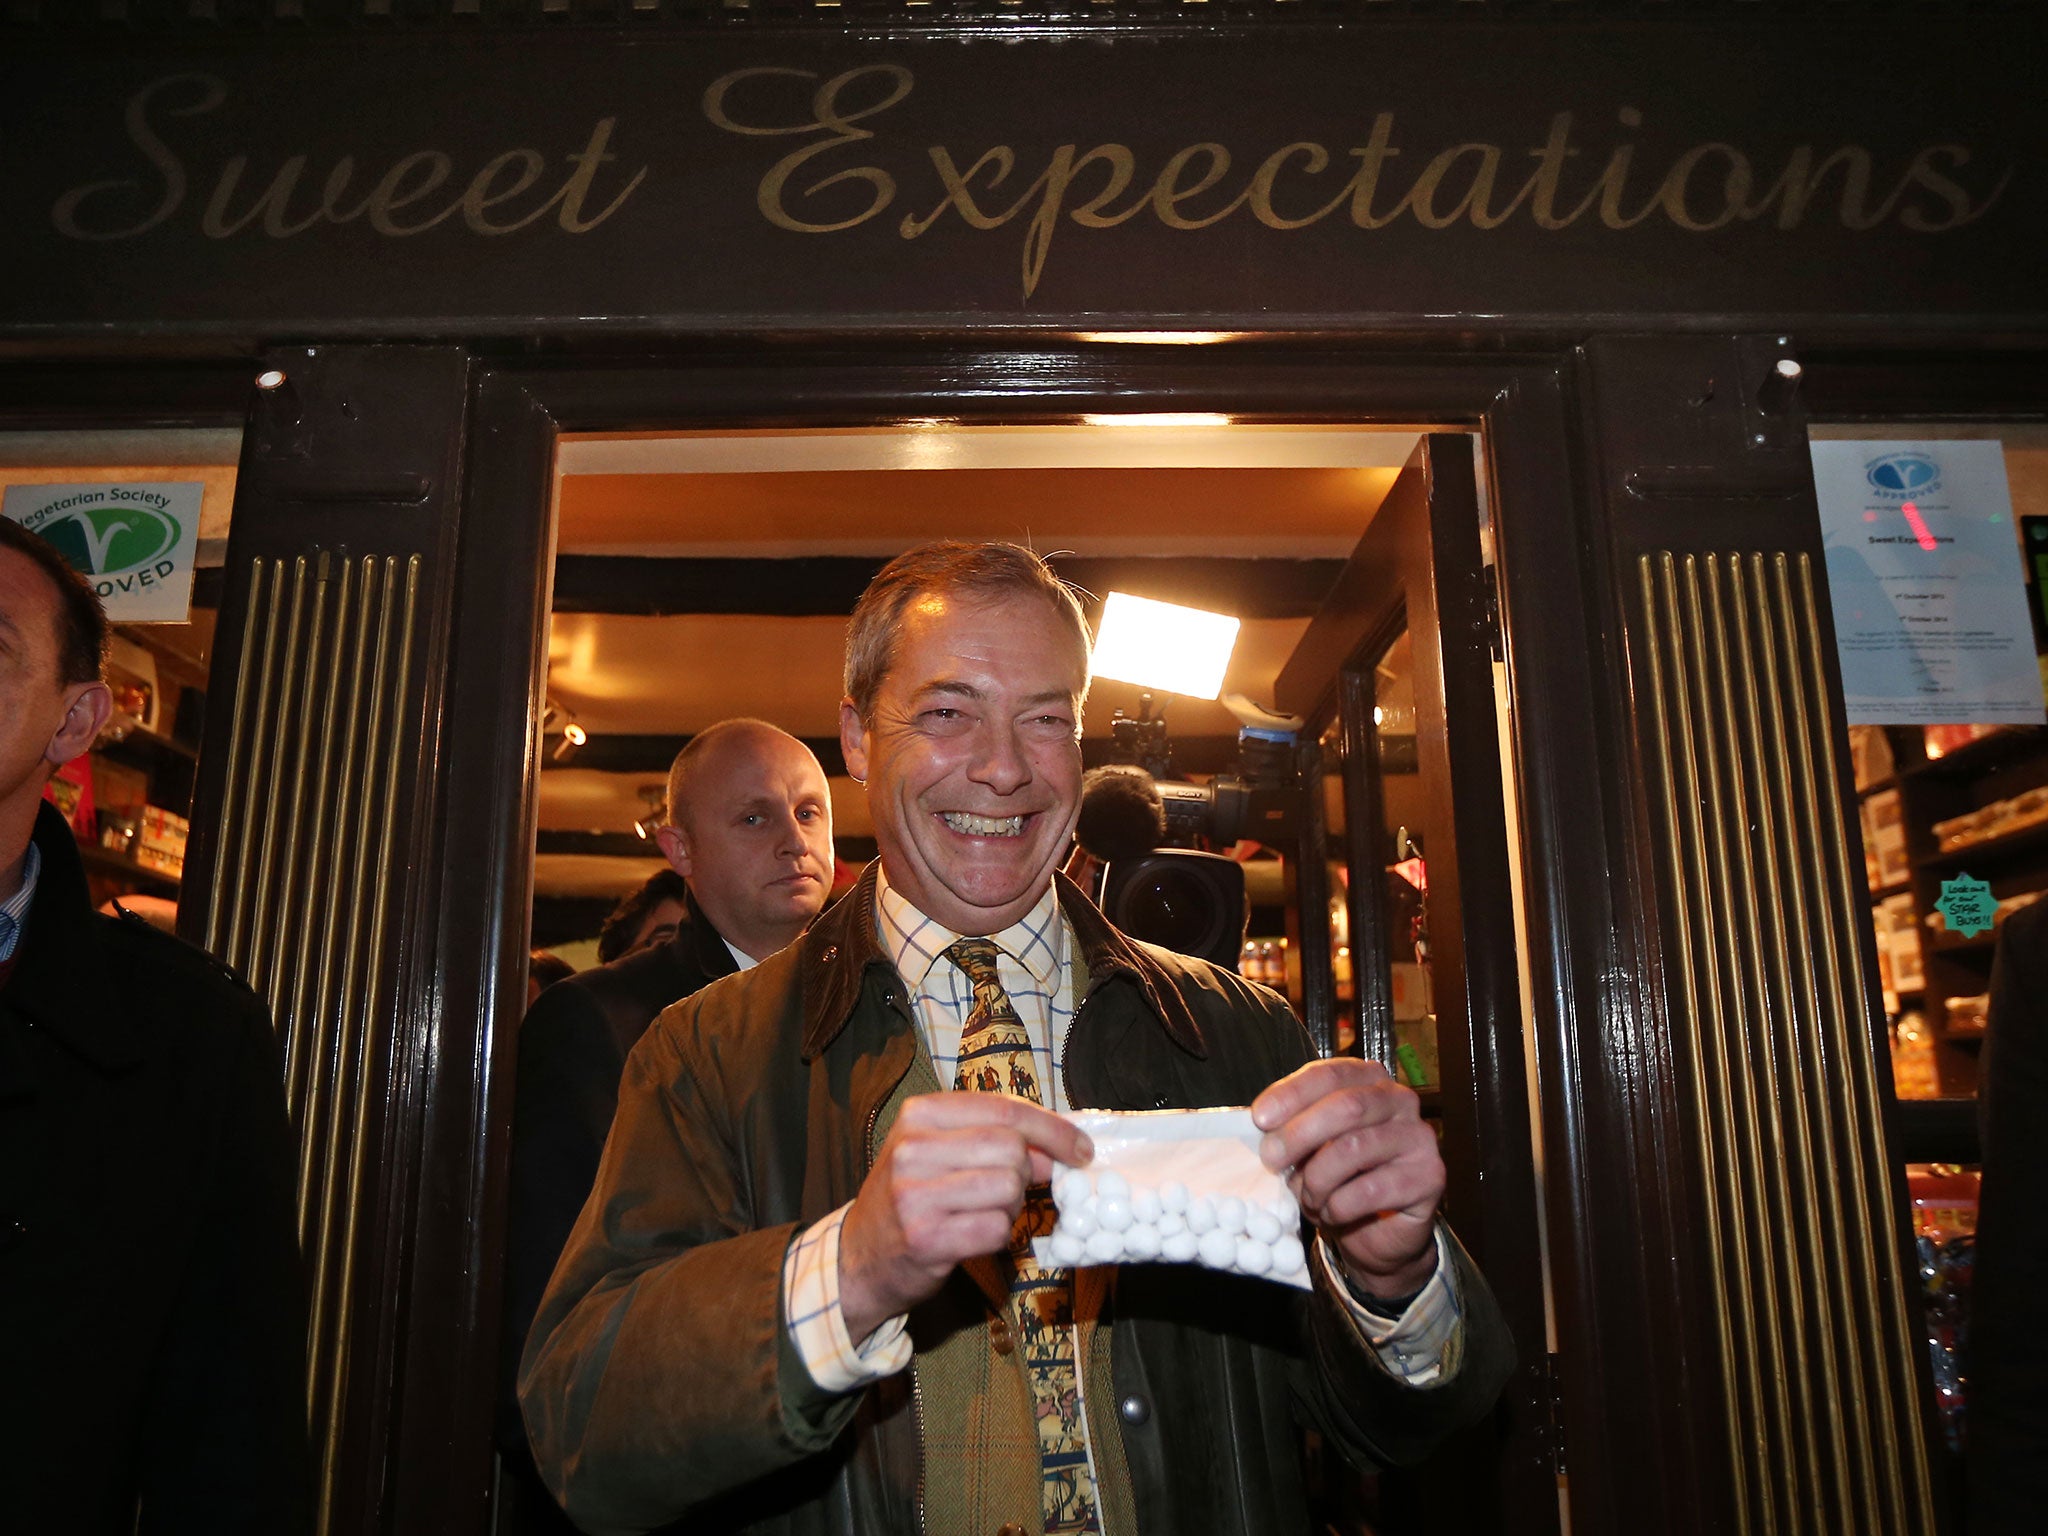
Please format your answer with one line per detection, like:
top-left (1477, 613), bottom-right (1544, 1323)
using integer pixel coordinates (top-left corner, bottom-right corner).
top-left (1636, 549), bottom-right (1935, 1536)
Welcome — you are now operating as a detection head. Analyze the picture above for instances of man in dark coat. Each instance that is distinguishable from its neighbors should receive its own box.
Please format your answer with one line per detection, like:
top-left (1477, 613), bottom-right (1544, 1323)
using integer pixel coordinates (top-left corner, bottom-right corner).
top-left (499, 719), bottom-right (835, 1532)
top-left (521, 542), bottom-right (1512, 1536)
top-left (1969, 895), bottom-right (2048, 1531)
top-left (0, 518), bottom-right (310, 1534)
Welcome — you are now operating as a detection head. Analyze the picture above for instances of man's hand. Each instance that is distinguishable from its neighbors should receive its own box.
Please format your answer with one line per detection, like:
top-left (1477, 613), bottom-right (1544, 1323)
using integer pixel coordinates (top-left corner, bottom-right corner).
top-left (1252, 1058), bottom-right (1443, 1302)
top-left (838, 1093), bottom-right (1093, 1343)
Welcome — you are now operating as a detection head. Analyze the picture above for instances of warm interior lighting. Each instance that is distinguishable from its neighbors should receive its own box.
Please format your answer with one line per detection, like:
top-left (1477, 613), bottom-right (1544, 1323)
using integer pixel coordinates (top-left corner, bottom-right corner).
top-left (1073, 332), bottom-right (1247, 346)
top-left (1090, 591), bottom-right (1241, 701)
top-left (564, 723), bottom-right (588, 746)
top-left (1079, 413), bottom-right (1234, 429)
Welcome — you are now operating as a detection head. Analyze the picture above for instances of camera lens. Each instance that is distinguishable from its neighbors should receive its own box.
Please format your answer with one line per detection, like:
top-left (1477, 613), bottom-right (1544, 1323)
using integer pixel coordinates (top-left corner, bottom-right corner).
top-left (1104, 850), bottom-right (1247, 967)
top-left (1120, 865), bottom-right (1239, 959)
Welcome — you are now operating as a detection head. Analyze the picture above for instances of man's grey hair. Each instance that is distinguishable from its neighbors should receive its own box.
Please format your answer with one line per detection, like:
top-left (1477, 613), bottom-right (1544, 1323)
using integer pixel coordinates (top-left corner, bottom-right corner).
top-left (843, 541), bottom-right (1091, 722)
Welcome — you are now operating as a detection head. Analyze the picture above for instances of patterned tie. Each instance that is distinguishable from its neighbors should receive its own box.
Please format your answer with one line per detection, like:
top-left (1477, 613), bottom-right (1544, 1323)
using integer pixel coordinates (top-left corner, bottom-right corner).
top-left (945, 938), bottom-right (1100, 1536)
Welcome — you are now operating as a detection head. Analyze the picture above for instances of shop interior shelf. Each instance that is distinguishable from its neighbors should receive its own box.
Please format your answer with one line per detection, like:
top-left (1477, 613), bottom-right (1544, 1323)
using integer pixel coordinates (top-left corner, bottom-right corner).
top-left (1927, 930), bottom-right (2000, 956)
top-left (97, 720), bottom-right (199, 767)
top-left (1905, 726), bottom-right (2048, 781)
top-left (1916, 819), bottom-right (2048, 869)
top-left (76, 841), bottom-right (181, 893)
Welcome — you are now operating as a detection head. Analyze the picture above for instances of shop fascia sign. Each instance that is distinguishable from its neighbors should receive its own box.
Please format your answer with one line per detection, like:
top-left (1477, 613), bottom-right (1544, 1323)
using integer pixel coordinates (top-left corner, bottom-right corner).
top-left (5, 31), bottom-right (2032, 329)
top-left (45, 68), bottom-right (2010, 305)
top-left (3, 482), bottom-right (202, 623)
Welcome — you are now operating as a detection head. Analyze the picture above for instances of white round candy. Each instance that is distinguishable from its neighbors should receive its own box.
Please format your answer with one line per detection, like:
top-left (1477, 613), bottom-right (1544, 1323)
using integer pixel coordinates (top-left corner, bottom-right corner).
top-left (1159, 1180), bottom-right (1189, 1214)
top-left (1186, 1197), bottom-right (1217, 1234)
top-left (1085, 1228), bottom-right (1125, 1264)
top-left (1271, 1234), bottom-right (1306, 1278)
top-left (1156, 1210), bottom-right (1186, 1238)
top-left (1197, 1228), bottom-right (1238, 1269)
top-left (1097, 1196), bottom-right (1133, 1233)
top-left (1056, 1170), bottom-right (1092, 1208)
top-left (1095, 1169), bottom-right (1130, 1203)
top-left (1064, 1202), bottom-right (1098, 1239)
top-left (1235, 1237), bottom-right (1272, 1275)
top-left (1122, 1223), bottom-right (1161, 1261)
top-left (1215, 1196), bottom-right (1248, 1236)
top-left (1129, 1187), bottom-right (1162, 1225)
top-left (1050, 1230), bottom-right (1087, 1266)
top-left (1247, 1207), bottom-right (1281, 1245)
top-left (1160, 1229), bottom-right (1200, 1263)
top-left (1268, 1193), bottom-right (1299, 1226)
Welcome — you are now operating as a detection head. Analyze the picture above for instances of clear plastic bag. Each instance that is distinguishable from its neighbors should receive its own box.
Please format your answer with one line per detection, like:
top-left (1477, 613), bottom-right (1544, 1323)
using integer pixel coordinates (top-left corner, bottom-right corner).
top-left (1031, 1106), bottom-right (1310, 1289)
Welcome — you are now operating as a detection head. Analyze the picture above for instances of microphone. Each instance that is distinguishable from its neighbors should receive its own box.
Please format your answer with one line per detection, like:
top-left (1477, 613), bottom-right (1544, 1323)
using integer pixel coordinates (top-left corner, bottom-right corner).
top-left (1075, 764), bottom-right (1167, 864)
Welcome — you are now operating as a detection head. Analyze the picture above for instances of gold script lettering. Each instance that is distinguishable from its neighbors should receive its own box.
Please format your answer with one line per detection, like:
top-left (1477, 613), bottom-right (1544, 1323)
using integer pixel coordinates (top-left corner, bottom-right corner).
top-left (1656, 142), bottom-right (1752, 232)
top-left (1151, 144), bottom-right (1246, 230)
top-left (1898, 146), bottom-right (2011, 232)
top-left (704, 64), bottom-right (909, 234)
top-left (462, 150), bottom-right (549, 235)
top-left (53, 73), bottom-right (225, 241)
top-left (1247, 143), bottom-right (1346, 231)
top-left (366, 151), bottom-right (457, 236)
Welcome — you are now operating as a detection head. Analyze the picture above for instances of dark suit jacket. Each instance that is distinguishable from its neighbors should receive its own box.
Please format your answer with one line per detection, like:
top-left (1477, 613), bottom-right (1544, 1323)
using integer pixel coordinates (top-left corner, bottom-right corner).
top-left (0, 802), bottom-right (311, 1535)
top-left (498, 892), bottom-right (739, 1532)
top-left (1971, 897), bottom-right (2048, 1531)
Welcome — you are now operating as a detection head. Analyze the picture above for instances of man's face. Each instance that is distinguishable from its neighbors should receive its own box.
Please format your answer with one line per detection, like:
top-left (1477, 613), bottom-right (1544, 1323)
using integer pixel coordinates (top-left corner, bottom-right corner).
top-left (841, 591), bottom-right (1086, 936)
top-left (659, 730), bottom-right (834, 958)
top-left (0, 547), bottom-right (104, 816)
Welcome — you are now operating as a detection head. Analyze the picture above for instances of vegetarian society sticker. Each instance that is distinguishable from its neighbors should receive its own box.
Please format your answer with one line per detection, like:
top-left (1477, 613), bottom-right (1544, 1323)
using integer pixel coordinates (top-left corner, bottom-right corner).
top-left (3, 481), bottom-right (202, 622)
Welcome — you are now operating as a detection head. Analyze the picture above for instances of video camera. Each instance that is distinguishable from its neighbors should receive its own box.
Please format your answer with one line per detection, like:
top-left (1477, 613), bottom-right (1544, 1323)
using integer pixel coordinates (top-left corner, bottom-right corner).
top-left (1089, 695), bottom-right (1302, 969)
top-left (1106, 694), bottom-right (1301, 850)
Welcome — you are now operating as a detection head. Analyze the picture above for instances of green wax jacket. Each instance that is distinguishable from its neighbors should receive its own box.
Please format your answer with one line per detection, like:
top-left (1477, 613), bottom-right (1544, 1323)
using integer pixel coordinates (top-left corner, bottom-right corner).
top-left (520, 866), bottom-right (1515, 1536)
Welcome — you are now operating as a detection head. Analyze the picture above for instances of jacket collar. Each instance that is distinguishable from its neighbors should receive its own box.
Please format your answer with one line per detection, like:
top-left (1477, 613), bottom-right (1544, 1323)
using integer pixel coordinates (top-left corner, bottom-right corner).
top-left (798, 862), bottom-right (1207, 1063)
top-left (672, 882), bottom-right (741, 984)
top-left (0, 801), bottom-right (148, 1076)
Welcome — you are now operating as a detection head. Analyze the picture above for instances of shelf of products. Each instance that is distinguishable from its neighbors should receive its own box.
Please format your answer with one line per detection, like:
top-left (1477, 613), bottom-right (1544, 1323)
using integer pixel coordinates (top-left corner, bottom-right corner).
top-left (1856, 721), bottom-right (2048, 1102)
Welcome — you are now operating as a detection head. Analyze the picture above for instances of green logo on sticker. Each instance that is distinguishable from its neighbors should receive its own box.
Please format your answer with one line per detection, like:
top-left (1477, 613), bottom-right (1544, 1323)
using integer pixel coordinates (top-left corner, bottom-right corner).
top-left (1936, 873), bottom-right (1997, 937)
top-left (36, 504), bottom-right (181, 577)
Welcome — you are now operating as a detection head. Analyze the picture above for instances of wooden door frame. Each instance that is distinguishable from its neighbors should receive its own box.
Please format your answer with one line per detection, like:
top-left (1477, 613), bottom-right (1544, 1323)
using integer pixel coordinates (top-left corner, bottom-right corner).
top-left (443, 344), bottom-right (1682, 1535)
top-left (1276, 431), bottom-right (1559, 1533)
top-left (2, 342), bottom-right (2032, 1534)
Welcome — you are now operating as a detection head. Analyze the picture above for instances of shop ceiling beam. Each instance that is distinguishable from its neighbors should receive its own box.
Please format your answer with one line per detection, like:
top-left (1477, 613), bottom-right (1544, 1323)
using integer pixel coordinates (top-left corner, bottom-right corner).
top-left (539, 729), bottom-right (1253, 777)
top-left (548, 553), bottom-right (1346, 618)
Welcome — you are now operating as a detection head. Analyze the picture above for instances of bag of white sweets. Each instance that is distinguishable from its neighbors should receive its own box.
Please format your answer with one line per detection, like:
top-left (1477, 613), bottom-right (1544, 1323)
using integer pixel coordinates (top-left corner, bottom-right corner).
top-left (1031, 1106), bottom-right (1311, 1289)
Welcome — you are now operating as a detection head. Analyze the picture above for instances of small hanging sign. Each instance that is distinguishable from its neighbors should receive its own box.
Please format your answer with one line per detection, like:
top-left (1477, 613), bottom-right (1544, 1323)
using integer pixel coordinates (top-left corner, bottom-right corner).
top-left (1935, 873), bottom-right (1997, 937)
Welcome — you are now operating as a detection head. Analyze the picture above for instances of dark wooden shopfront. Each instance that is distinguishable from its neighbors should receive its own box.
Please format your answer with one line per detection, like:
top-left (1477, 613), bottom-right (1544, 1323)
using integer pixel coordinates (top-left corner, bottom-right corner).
top-left (3, 4), bottom-right (2043, 1535)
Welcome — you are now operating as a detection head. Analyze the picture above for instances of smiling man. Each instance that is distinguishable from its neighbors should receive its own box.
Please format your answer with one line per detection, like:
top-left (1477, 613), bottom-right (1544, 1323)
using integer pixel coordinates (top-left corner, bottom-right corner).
top-left (522, 543), bottom-right (1512, 1536)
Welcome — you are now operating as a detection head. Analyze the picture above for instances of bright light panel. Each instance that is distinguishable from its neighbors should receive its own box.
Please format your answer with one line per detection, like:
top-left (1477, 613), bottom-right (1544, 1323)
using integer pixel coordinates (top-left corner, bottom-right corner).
top-left (1090, 592), bottom-right (1241, 701)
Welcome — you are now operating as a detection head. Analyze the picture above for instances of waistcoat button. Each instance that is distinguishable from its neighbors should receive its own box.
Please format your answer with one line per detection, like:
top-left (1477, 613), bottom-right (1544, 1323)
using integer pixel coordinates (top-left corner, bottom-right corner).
top-left (999, 1524), bottom-right (1026, 1536)
top-left (1119, 1393), bottom-right (1151, 1425)
top-left (989, 1315), bottom-right (1014, 1356)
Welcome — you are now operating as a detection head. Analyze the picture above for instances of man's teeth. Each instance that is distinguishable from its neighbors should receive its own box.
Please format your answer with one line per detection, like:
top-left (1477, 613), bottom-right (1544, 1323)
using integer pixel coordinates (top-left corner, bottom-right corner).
top-left (941, 812), bottom-right (1026, 837)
